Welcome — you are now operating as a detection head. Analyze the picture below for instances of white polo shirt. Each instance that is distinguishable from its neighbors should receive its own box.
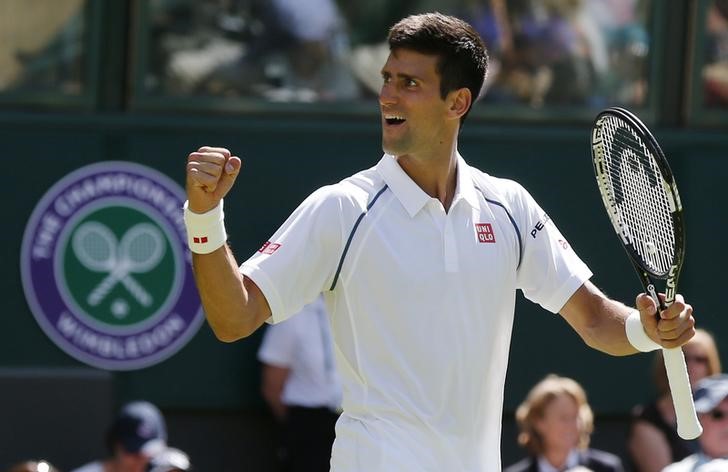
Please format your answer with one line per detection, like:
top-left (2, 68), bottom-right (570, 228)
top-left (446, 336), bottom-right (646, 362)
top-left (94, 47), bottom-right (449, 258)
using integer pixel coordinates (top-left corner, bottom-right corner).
top-left (257, 294), bottom-right (342, 411)
top-left (241, 153), bottom-right (592, 471)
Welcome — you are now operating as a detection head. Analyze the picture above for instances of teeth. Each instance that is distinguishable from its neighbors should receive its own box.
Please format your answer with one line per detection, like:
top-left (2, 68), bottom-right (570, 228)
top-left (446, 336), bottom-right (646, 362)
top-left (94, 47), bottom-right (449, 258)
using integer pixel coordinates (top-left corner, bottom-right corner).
top-left (384, 114), bottom-right (405, 120)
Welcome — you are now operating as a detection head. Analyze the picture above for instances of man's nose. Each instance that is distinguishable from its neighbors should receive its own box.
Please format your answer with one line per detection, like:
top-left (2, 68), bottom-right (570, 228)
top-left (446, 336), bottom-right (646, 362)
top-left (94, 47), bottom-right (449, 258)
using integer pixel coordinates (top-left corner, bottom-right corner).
top-left (379, 84), bottom-right (397, 106)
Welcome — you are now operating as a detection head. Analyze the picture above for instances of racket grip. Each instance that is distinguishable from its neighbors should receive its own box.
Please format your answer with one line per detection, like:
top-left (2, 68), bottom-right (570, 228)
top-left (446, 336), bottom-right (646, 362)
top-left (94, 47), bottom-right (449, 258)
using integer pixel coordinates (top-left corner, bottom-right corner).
top-left (663, 347), bottom-right (702, 439)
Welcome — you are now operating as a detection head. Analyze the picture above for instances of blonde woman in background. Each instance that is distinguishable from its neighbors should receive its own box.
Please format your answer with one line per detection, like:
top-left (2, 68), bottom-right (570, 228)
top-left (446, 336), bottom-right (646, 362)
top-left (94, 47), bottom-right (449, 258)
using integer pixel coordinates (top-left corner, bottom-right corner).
top-left (627, 329), bottom-right (722, 472)
top-left (504, 374), bottom-right (624, 472)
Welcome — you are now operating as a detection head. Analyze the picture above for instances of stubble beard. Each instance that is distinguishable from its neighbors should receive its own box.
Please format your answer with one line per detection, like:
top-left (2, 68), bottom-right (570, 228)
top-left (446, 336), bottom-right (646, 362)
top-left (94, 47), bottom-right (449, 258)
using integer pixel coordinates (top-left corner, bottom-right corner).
top-left (382, 130), bottom-right (413, 157)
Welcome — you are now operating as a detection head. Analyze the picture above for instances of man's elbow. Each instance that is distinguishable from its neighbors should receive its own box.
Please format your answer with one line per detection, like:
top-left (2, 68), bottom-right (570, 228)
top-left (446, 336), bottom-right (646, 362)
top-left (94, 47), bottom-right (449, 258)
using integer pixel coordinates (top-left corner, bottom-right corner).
top-left (208, 321), bottom-right (256, 342)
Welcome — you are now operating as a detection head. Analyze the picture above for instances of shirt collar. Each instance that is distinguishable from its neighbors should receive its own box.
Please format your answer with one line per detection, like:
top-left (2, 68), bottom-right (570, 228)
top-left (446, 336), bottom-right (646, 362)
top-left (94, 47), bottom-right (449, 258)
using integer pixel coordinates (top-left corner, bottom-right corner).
top-left (695, 452), bottom-right (728, 466)
top-left (537, 450), bottom-right (579, 472)
top-left (375, 152), bottom-right (480, 218)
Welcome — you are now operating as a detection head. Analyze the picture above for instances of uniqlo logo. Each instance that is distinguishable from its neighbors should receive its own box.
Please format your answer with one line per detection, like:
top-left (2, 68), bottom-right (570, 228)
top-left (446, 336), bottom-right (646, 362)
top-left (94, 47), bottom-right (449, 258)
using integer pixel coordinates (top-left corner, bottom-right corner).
top-left (258, 241), bottom-right (281, 254)
top-left (475, 223), bottom-right (496, 243)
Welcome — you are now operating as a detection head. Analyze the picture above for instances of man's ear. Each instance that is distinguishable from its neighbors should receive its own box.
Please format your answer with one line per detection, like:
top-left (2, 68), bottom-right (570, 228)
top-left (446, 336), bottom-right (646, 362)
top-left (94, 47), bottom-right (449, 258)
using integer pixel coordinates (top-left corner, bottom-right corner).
top-left (447, 88), bottom-right (472, 121)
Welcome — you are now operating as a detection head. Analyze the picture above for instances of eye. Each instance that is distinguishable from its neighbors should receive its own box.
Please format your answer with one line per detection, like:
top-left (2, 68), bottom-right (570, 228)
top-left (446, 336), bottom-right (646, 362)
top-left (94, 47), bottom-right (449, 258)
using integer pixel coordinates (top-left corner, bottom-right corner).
top-left (381, 73), bottom-right (391, 84)
top-left (406, 79), bottom-right (417, 87)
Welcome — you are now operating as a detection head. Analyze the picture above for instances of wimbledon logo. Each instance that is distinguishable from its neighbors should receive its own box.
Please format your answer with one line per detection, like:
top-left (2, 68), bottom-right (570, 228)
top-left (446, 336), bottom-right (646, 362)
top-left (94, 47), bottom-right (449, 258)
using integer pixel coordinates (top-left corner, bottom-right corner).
top-left (20, 161), bottom-right (203, 370)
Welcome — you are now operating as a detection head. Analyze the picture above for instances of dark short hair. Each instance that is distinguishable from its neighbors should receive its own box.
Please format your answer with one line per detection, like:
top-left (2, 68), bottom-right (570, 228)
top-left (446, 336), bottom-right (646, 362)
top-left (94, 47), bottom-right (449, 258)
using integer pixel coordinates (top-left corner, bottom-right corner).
top-left (716, 0), bottom-right (728, 21)
top-left (388, 12), bottom-right (488, 123)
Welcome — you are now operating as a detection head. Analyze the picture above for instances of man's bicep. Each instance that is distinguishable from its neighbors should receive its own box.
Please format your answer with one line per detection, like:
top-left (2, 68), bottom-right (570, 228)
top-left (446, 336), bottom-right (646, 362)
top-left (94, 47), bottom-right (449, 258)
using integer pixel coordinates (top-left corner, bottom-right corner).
top-left (243, 275), bottom-right (273, 328)
top-left (241, 184), bottom-right (349, 322)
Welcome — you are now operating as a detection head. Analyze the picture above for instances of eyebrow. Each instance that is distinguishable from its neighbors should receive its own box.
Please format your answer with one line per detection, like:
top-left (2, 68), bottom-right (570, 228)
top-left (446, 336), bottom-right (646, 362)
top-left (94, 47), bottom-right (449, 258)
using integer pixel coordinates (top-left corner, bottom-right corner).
top-left (381, 71), bottom-right (422, 82)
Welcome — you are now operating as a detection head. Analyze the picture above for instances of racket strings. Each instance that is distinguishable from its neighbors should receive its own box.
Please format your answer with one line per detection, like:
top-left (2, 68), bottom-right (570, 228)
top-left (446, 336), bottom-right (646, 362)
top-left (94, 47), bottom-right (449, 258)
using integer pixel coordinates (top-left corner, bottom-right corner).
top-left (600, 117), bottom-right (675, 276)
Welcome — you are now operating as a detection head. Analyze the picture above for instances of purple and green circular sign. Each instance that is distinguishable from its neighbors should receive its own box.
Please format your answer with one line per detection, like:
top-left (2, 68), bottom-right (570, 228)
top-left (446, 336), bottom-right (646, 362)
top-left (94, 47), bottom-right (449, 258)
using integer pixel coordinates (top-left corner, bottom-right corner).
top-left (21, 161), bottom-right (203, 370)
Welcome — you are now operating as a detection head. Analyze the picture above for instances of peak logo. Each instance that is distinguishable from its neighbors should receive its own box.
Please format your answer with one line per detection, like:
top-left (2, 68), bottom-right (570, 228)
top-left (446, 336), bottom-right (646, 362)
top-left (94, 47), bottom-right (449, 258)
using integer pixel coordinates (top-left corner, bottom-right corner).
top-left (530, 214), bottom-right (552, 238)
top-left (20, 162), bottom-right (204, 370)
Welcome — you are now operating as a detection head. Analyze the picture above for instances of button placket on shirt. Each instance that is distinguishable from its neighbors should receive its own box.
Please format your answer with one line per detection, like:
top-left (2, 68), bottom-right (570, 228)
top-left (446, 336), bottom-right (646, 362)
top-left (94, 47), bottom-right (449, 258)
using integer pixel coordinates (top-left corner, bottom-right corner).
top-left (427, 199), bottom-right (460, 273)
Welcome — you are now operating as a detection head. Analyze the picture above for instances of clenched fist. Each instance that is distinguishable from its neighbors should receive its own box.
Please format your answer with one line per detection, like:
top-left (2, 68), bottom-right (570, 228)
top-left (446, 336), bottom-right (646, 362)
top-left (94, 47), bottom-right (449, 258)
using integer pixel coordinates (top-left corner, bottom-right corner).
top-left (186, 146), bottom-right (242, 213)
top-left (636, 292), bottom-right (695, 349)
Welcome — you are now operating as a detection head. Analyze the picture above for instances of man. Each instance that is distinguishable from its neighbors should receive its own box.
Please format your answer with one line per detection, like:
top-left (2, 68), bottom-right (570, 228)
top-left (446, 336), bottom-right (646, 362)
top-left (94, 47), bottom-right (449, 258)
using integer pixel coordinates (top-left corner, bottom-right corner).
top-left (183, 12), bottom-right (695, 471)
top-left (258, 294), bottom-right (342, 471)
top-left (71, 401), bottom-right (167, 472)
top-left (663, 375), bottom-right (728, 471)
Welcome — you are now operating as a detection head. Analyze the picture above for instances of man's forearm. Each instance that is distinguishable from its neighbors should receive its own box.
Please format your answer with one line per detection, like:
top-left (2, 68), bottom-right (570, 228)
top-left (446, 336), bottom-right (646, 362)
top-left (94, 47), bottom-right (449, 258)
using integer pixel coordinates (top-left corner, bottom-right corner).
top-left (560, 282), bottom-right (638, 356)
top-left (192, 244), bottom-right (268, 341)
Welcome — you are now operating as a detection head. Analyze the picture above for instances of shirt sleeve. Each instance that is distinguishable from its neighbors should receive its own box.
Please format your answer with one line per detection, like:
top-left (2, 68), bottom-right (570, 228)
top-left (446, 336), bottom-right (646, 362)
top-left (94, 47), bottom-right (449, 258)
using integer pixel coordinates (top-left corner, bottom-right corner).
top-left (512, 183), bottom-right (593, 313)
top-left (257, 319), bottom-right (298, 367)
top-left (240, 184), bottom-right (346, 323)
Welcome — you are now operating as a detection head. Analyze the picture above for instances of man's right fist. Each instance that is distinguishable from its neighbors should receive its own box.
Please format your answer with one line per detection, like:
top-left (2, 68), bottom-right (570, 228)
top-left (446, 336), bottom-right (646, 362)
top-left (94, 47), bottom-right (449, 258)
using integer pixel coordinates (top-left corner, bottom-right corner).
top-left (186, 146), bottom-right (242, 213)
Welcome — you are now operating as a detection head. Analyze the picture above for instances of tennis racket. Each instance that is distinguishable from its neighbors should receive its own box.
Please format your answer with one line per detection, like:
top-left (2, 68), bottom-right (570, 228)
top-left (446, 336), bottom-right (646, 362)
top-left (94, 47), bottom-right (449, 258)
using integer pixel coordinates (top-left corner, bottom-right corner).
top-left (590, 106), bottom-right (701, 439)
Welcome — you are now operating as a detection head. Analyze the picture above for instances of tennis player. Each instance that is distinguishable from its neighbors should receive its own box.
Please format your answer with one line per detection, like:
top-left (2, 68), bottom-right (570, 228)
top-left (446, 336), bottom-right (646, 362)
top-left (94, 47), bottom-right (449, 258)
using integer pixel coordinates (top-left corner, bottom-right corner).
top-left (183, 13), bottom-right (696, 471)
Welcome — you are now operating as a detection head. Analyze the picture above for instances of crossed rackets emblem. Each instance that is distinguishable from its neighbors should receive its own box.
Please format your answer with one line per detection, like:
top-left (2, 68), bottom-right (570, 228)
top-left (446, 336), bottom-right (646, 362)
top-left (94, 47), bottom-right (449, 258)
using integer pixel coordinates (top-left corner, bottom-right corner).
top-left (72, 222), bottom-right (166, 308)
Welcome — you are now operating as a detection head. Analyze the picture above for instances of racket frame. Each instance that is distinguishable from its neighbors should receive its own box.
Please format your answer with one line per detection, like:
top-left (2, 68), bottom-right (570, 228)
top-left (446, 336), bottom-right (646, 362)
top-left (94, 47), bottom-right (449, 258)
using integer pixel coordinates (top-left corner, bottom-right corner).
top-left (592, 106), bottom-right (686, 307)
top-left (591, 106), bottom-right (700, 440)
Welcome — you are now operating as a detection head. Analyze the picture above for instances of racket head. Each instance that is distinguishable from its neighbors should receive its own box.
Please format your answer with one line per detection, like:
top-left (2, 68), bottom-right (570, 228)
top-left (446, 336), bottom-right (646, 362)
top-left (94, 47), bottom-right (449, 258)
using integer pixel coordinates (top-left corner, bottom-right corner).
top-left (590, 106), bottom-right (685, 281)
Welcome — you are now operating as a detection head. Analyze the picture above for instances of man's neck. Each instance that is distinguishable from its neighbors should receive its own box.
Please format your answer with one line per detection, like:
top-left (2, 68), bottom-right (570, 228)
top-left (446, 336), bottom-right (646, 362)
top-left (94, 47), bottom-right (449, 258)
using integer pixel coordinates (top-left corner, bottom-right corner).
top-left (396, 147), bottom-right (459, 210)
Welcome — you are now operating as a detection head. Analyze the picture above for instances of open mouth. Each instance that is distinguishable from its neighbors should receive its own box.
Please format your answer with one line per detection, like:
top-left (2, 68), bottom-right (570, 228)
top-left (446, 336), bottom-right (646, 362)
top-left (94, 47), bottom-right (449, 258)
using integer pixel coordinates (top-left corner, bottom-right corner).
top-left (384, 115), bottom-right (406, 126)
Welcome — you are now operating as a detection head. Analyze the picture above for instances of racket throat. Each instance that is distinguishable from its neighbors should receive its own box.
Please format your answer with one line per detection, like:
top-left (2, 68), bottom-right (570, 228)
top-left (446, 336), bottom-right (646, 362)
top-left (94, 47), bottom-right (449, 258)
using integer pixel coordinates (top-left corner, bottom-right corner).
top-left (646, 283), bottom-right (665, 314)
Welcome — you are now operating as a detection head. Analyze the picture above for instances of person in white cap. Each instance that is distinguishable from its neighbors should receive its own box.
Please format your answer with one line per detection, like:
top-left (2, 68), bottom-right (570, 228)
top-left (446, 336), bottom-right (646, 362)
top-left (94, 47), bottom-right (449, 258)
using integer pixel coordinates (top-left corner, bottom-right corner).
top-left (663, 374), bottom-right (728, 471)
top-left (146, 447), bottom-right (190, 472)
top-left (71, 401), bottom-right (167, 472)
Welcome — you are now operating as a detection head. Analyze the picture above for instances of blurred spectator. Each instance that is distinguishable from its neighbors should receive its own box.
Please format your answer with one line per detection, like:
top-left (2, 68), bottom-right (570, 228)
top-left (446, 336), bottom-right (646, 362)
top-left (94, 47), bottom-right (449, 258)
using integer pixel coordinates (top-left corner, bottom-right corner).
top-left (579, 0), bottom-right (649, 107)
top-left (476, 0), bottom-right (597, 108)
top-left (627, 329), bottom-right (722, 472)
top-left (704, 0), bottom-right (728, 107)
top-left (140, 0), bottom-right (654, 110)
top-left (504, 374), bottom-right (624, 472)
top-left (147, 0), bottom-right (359, 101)
top-left (146, 447), bottom-right (191, 472)
top-left (457, 0), bottom-right (650, 110)
top-left (601, 23), bottom-right (649, 107)
top-left (258, 294), bottom-right (342, 472)
top-left (663, 374), bottom-right (728, 471)
top-left (0, 0), bottom-right (86, 95)
top-left (5, 461), bottom-right (59, 472)
top-left (70, 401), bottom-right (168, 472)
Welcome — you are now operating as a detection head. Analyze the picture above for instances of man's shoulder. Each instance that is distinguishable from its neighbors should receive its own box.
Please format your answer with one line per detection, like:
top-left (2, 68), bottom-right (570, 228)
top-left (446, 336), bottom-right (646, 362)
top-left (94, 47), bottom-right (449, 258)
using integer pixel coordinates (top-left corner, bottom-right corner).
top-left (292, 168), bottom-right (381, 223)
top-left (340, 165), bottom-right (387, 198)
top-left (467, 164), bottom-right (528, 203)
top-left (308, 166), bottom-right (384, 209)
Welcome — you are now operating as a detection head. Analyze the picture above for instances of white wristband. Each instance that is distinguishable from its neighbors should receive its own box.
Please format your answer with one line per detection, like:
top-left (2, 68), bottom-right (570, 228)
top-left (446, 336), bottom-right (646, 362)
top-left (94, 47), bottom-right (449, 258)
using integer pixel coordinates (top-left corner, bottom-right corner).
top-left (626, 310), bottom-right (661, 352)
top-left (183, 200), bottom-right (227, 254)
